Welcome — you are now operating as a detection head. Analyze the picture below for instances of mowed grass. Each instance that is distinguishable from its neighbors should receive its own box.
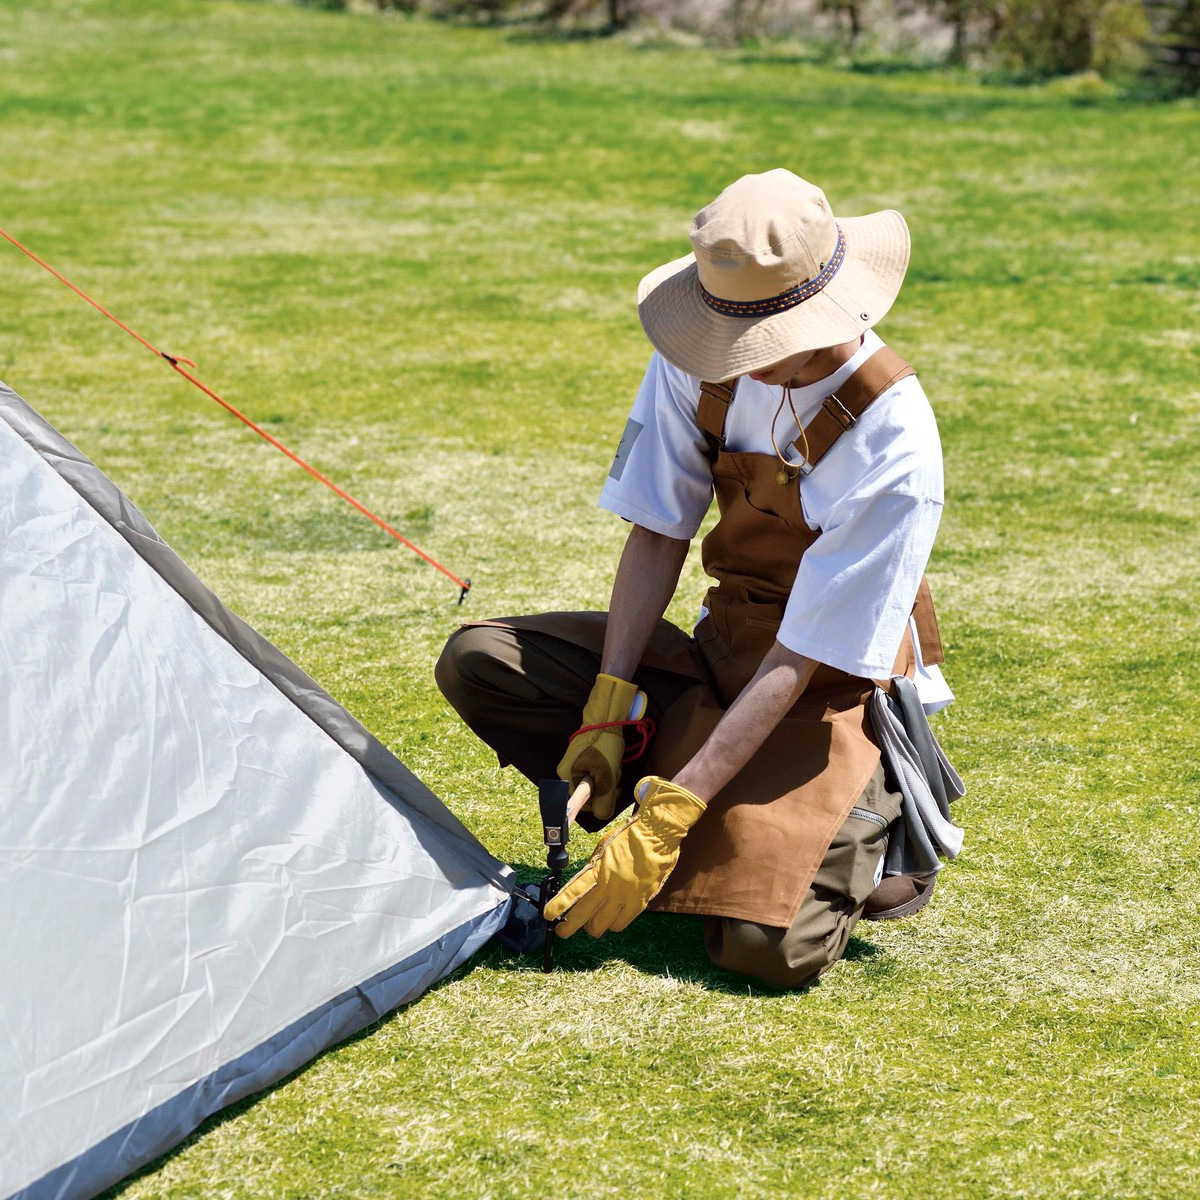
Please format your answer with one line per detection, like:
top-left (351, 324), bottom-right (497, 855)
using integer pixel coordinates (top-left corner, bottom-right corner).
top-left (2, 2), bottom-right (1199, 1196)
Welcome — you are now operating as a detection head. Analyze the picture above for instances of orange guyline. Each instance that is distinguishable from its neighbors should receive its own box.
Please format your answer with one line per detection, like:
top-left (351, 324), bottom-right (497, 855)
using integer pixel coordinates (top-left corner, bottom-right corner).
top-left (0, 225), bottom-right (471, 602)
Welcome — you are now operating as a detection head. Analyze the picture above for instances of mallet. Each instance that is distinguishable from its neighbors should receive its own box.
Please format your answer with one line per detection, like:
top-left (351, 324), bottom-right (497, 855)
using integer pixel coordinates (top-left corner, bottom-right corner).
top-left (538, 777), bottom-right (592, 972)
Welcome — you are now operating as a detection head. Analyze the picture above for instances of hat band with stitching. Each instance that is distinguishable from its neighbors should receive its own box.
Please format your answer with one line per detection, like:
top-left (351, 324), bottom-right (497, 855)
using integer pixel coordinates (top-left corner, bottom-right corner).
top-left (698, 226), bottom-right (847, 318)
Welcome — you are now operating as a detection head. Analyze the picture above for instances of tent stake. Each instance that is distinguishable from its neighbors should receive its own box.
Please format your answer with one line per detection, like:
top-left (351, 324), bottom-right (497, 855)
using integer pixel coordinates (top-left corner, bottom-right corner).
top-left (537, 778), bottom-right (592, 971)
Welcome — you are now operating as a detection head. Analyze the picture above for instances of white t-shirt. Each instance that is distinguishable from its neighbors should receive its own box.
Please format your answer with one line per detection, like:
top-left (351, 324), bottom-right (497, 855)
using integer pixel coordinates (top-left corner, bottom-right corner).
top-left (600, 332), bottom-right (951, 698)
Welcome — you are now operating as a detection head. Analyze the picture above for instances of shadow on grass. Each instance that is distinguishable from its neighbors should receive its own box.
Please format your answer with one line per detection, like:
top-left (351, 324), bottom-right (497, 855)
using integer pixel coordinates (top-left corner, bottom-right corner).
top-left (849, 58), bottom-right (962, 77)
top-left (511, 917), bottom-right (887, 994)
top-left (505, 23), bottom-right (629, 43)
top-left (737, 50), bottom-right (948, 76)
top-left (490, 864), bottom-right (892, 995)
top-left (409, 10), bottom-right (625, 42)
top-left (489, 921), bottom-right (889, 995)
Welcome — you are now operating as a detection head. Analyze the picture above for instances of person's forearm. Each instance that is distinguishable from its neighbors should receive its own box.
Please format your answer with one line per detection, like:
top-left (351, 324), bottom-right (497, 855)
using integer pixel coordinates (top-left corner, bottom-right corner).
top-left (673, 640), bottom-right (817, 802)
top-left (600, 524), bottom-right (689, 682)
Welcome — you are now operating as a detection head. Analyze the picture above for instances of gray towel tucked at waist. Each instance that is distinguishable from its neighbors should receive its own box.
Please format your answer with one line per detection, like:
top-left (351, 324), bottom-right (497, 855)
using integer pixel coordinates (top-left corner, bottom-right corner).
top-left (870, 676), bottom-right (966, 879)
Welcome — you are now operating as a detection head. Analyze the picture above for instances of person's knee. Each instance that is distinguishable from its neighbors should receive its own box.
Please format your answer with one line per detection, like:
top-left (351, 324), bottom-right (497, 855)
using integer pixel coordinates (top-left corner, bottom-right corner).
top-left (704, 917), bottom-right (840, 991)
top-left (434, 625), bottom-right (506, 711)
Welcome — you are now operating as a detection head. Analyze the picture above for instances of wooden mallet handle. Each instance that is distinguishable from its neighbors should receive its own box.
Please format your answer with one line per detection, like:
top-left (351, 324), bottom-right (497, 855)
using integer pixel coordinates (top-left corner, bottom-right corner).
top-left (566, 777), bottom-right (593, 824)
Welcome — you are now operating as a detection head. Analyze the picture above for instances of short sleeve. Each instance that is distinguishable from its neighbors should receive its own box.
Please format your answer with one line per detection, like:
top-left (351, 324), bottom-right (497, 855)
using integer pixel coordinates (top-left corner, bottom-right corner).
top-left (598, 353), bottom-right (715, 539)
top-left (777, 490), bottom-right (943, 678)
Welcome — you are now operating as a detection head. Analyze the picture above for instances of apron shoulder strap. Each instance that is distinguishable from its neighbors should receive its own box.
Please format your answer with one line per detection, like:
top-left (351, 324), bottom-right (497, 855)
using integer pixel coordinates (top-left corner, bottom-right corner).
top-left (696, 378), bottom-right (739, 460)
top-left (911, 575), bottom-right (945, 666)
top-left (789, 346), bottom-right (914, 472)
top-left (790, 348), bottom-right (944, 665)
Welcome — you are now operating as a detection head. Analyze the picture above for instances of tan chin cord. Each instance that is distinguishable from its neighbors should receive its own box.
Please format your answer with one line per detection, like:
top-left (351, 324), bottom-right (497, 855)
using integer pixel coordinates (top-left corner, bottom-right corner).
top-left (770, 385), bottom-right (810, 483)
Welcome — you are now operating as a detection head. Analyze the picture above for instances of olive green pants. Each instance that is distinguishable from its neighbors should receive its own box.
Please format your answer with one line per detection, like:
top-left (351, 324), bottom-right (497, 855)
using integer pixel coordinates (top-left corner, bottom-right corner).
top-left (436, 619), bottom-right (901, 991)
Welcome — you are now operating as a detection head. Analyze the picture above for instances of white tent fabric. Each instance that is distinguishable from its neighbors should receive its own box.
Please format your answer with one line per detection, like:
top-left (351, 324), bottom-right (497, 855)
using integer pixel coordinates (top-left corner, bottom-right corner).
top-left (0, 383), bottom-right (513, 1200)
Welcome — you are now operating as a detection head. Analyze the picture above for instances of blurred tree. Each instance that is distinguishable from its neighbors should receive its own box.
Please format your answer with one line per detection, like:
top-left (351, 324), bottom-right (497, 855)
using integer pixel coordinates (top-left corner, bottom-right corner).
top-left (1144, 0), bottom-right (1200, 90)
top-left (729, 0), bottom-right (775, 42)
top-left (542, 0), bottom-right (633, 29)
top-left (819, 0), bottom-right (866, 50)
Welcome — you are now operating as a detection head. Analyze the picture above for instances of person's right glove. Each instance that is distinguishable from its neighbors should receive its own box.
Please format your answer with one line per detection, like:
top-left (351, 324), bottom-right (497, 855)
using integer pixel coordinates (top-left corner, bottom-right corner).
top-left (543, 776), bottom-right (706, 938)
top-left (556, 673), bottom-right (644, 822)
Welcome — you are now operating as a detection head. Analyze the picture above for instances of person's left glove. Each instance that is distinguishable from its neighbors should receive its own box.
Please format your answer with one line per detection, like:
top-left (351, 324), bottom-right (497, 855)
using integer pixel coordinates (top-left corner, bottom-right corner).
top-left (543, 776), bottom-right (706, 938)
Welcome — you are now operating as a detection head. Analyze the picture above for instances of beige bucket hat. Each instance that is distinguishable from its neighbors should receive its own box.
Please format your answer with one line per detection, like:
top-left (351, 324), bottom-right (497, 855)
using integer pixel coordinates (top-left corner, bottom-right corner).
top-left (637, 169), bottom-right (911, 382)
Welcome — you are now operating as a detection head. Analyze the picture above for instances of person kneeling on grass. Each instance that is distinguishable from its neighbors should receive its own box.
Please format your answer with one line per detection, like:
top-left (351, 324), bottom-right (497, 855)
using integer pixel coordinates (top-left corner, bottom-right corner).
top-left (437, 168), bottom-right (956, 990)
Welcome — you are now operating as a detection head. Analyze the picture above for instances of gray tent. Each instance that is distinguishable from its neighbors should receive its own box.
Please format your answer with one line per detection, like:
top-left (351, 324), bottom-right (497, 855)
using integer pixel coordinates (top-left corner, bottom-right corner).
top-left (0, 381), bottom-right (514, 1199)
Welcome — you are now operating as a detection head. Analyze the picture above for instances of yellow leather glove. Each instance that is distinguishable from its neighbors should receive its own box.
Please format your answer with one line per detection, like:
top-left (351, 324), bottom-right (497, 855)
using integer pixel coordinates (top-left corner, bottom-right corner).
top-left (543, 776), bottom-right (706, 938)
top-left (556, 673), bottom-right (643, 822)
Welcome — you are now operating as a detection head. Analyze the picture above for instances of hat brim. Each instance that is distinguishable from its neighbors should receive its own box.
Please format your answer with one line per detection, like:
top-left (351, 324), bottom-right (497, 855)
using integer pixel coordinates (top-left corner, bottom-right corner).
top-left (637, 210), bottom-right (911, 382)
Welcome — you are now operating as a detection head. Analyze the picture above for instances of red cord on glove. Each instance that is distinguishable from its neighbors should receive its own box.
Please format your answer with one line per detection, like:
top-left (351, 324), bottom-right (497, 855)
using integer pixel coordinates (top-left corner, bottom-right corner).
top-left (568, 718), bottom-right (657, 763)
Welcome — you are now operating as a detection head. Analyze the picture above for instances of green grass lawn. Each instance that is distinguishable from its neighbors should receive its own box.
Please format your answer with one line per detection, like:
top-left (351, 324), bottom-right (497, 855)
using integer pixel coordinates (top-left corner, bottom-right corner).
top-left (3, 2), bottom-right (1199, 1195)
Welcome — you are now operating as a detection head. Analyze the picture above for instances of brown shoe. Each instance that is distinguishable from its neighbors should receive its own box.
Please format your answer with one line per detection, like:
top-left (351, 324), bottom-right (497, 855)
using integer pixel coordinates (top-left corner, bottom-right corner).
top-left (863, 874), bottom-right (936, 922)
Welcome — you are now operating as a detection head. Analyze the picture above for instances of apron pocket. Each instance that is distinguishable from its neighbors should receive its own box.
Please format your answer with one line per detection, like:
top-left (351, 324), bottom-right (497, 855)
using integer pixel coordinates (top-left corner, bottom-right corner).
top-left (741, 586), bottom-right (786, 632)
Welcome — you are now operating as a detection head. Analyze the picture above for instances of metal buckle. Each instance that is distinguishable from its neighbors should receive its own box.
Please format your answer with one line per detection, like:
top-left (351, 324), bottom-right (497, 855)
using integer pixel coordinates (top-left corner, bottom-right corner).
top-left (777, 454), bottom-right (813, 482)
top-left (822, 393), bottom-right (856, 430)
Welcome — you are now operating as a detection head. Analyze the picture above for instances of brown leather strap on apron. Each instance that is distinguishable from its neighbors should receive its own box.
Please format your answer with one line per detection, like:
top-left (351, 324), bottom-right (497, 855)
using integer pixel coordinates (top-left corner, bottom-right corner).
top-left (696, 379), bottom-right (738, 460)
top-left (790, 346), bottom-right (914, 473)
top-left (911, 576), bottom-right (944, 666)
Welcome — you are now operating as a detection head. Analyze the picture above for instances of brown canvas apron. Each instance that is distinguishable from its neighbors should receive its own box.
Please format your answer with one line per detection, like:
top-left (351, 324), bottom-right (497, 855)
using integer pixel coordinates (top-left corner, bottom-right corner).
top-left (641, 347), bottom-right (944, 927)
